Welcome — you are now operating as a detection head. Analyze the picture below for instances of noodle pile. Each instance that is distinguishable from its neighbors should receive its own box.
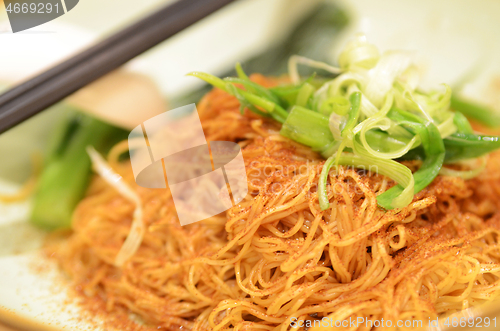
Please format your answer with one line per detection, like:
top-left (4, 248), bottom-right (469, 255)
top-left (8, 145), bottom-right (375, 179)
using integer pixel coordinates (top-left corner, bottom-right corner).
top-left (52, 75), bottom-right (500, 330)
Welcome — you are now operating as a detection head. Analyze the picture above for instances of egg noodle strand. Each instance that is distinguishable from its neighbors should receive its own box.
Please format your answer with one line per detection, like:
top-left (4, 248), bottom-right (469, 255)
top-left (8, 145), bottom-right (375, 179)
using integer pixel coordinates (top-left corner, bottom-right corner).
top-left (52, 75), bottom-right (500, 331)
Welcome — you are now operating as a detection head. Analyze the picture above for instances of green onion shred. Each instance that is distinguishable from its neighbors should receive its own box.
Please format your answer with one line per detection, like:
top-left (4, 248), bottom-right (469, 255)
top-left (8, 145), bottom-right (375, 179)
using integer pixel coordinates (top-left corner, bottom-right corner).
top-left (191, 35), bottom-right (500, 211)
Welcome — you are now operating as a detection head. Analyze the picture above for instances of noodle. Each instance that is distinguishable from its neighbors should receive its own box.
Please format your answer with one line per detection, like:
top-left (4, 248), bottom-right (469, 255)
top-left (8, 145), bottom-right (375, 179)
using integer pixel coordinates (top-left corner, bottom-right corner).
top-left (52, 75), bottom-right (500, 330)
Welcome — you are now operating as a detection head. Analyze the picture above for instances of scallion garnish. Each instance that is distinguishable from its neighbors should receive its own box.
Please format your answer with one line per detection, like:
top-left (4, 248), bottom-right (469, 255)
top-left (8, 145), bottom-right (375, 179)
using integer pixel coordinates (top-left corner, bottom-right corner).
top-left (192, 36), bottom-right (500, 211)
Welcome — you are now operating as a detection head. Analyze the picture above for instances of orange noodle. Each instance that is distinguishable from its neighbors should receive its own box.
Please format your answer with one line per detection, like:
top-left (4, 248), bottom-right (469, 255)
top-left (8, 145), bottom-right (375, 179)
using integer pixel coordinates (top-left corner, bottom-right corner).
top-left (52, 74), bottom-right (500, 330)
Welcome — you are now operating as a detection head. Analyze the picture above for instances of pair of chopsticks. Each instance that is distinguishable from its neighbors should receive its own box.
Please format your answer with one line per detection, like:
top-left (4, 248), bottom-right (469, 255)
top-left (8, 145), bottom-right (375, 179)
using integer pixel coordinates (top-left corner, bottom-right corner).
top-left (0, 0), bottom-right (235, 134)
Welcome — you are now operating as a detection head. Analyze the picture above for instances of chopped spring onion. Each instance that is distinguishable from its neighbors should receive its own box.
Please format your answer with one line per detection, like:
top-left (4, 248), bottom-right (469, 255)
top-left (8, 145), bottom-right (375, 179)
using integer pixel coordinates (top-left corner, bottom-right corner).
top-left (443, 133), bottom-right (500, 163)
top-left (288, 55), bottom-right (341, 84)
top-left (329, 92), bottom-right (362, 165)
top-left (439, 156), bottom-right (487, 179)
top-left (188, 71), bottom-right (288, 123)
top-left (235, 62), bottom-right (250, 81)
top-left (329, 112), bottom-right (344, 141)
top-left (341, 92), bottom-right (362, 137)
top-left (319, 151), bottom-right (415, 210)
top-left (451, 94), bottom-right (500, 128)
top-left (296, 83), bottom-right (316, 108)
top-left (224, 77), bottom-right (282, 105)
top-left (318, 155), bottom-right (336, 210)
top-left (321, 95), bottom-right (350, 116)
top-left (193, 37), bottom-right (500, 211)
top-left (280, 106), bottom-right (333, 150)
top-left (338, 34), bottom-right (380, 70)
top-left (364, 51), bottom-right (412, 108)
top-left (453, 111), bottom-right (474, 134)
top-left (379, 110), bottom-right (445, 208)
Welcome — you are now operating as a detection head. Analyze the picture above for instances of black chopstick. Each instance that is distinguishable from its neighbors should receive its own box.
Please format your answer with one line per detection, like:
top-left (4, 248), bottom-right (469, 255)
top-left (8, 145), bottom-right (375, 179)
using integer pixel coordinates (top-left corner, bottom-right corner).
top-left (0, 0), bottom-right (235, 134)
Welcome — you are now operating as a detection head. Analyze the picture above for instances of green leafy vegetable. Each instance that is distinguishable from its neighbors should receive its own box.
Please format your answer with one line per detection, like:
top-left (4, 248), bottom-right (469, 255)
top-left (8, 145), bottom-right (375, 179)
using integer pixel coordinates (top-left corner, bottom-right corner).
top-left (31, 111), bottom-right (127, 230)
